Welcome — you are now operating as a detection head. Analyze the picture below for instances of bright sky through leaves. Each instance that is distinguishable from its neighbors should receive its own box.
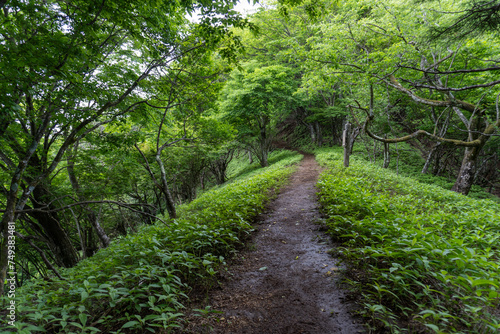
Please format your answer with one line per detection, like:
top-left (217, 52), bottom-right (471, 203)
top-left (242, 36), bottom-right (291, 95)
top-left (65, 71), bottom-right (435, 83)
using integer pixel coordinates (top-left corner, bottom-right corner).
top-left (234, 0), bottom-right (259, 15)
top-left (189, 0), bottom-right (259, 21)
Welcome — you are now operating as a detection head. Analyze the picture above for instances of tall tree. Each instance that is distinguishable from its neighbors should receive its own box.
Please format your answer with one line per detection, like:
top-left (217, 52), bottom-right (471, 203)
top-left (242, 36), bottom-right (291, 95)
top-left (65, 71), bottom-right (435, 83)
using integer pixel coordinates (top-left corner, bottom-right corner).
top-left (220, 61), bottom-right (297, 166)
top-left (0, 0), bottom-right (248, 295)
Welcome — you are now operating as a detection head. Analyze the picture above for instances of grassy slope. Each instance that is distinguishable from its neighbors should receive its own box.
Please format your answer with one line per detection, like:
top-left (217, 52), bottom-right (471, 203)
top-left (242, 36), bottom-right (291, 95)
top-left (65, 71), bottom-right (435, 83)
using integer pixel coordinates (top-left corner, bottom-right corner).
top-left (315, 147), bottom-right (500, 333)
top-left (6, 150), bottom-right (302, 334)
top-left (351, 142), bottom-right (499, 203)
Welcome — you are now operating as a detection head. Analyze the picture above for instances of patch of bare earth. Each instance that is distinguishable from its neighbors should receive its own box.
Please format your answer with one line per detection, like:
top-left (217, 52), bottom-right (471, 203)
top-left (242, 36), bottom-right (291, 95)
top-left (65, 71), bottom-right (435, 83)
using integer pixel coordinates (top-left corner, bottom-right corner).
top-left (179, 154), bottom-right (366, 334)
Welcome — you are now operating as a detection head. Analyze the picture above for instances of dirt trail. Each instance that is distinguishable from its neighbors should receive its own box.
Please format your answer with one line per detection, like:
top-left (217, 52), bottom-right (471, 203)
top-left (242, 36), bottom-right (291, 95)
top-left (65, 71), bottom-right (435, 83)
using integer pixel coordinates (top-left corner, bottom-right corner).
top-left (184, 154), bottom-right (365, 333)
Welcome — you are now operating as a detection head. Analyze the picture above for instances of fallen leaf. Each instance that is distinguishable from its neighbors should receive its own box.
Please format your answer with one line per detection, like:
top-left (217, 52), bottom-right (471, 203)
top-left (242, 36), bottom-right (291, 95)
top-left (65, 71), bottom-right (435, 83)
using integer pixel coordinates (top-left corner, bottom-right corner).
top-left (259, 267), bottom-right (267, 271)
top-left (295, 256), bottom-right (299, 260)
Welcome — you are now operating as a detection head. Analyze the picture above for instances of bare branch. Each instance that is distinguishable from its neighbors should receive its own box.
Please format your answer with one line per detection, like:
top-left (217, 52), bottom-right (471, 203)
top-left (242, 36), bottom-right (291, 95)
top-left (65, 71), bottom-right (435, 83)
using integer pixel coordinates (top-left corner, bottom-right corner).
top-left (364, 118), bottom-right (481, 147)
top-left (8, 200), bottom-right (168, 226)
top-left (134, 143), bottom-right (159, 186)
top-left (398, 63), bottom-right (500, 75)
top-left (403, 78), bottom-right (500, 92)
top-left (385, 75), bottom-right (479, 113)
top-left (15, 232), bottom-right (64, 280)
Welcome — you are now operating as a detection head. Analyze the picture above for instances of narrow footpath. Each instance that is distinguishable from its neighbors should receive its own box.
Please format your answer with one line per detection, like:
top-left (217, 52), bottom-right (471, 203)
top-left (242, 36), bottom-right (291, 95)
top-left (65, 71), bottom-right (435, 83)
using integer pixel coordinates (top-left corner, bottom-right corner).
top-left (184, 154), bottom-right (365, 333)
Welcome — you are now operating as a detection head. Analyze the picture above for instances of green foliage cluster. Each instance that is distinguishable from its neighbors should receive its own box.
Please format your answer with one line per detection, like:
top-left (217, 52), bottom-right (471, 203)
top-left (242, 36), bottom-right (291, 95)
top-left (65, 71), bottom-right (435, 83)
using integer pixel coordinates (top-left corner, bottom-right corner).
top-left (6, 151), bottom-right (302, 334)
top-left (315, 147), bottom-right (500, 333)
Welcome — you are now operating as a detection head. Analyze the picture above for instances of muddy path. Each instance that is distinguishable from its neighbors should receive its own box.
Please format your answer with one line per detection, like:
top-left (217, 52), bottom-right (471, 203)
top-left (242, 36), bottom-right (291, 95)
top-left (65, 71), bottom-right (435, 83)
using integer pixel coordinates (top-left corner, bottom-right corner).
top-left (182, 154), bottom-right (365, 334)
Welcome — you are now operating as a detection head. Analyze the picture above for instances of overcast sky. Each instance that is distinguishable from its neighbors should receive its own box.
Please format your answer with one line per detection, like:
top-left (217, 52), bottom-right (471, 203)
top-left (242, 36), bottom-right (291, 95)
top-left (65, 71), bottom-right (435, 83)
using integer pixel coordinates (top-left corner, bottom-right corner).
top-left (188, 1), bottom-right (260, 22)
top-left (234, 0), bottom-right (260, 16)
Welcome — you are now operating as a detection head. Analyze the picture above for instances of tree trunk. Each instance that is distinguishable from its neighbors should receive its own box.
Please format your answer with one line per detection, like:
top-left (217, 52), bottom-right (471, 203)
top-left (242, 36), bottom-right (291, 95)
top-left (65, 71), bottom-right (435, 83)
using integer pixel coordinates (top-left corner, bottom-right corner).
top-left (315, 121), bottom-right (322, 146)
top-left (349, 126), bottom-right (360, 155)
top-left (261, 149), bottom-right (269, 167)
top-left (308, 123), bottom-right (315, 144)
top-left (86, 211), bottom-right (110, 248)
top-left (422, 143), bottom-right (440, 174)
top-left (331, 118), bottom-right (335, 146)
top-left (383, 136), bottom-right (390, 168)
top-left (67, 151), bottom-right (110, 248)
top-left (452, 147), bottom-right (480, 195)
top-left (343, 122), bottom-right (351, 167)
top-left (156, 154), bottom-right (177, 219)
top-left (0, 197), bottom-right (16, 296)
top-left (248, 150), bottom-right (253, 164)
top-left (29, 185), bottom-right (79, 268)
top-left (257, 120), bottom-right (271, 167)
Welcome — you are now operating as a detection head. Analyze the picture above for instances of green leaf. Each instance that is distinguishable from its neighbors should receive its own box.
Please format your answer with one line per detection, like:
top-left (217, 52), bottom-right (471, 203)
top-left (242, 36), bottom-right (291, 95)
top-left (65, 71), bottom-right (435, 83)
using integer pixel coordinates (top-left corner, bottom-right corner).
top-left (471, 279), bottom-right (499, 288)
top-left (121, 320), bottom-right (140, 329)
top-left (79, 313), bottom-right (88, 327)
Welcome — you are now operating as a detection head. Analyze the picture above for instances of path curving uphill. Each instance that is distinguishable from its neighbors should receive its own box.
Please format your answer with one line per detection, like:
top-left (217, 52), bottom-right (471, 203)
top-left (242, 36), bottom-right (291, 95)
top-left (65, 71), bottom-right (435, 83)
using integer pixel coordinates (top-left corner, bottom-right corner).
top-left (184, 154), bottom-right (365, 333)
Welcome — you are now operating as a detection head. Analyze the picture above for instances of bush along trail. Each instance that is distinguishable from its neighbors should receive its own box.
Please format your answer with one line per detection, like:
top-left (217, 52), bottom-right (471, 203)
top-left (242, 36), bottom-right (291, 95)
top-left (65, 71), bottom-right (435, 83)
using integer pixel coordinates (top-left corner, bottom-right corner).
top-left (315, 147), bottom-right (500, 333)
top-left (180, 153), bottom-right (365, 334)
top-left (5, 151), bottom-right (301, 333)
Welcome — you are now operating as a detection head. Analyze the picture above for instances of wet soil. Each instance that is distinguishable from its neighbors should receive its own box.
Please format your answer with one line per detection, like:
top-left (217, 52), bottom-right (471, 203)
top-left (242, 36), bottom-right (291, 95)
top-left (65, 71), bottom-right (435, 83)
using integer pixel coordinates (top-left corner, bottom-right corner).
top-left (181, 154), bottom-right (366, 334)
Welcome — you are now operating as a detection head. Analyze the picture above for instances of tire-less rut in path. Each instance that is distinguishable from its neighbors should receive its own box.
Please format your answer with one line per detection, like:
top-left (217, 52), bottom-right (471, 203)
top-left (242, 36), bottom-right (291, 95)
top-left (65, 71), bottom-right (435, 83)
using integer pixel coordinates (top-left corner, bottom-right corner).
top-left (186, 154), bottom-right (365, 334)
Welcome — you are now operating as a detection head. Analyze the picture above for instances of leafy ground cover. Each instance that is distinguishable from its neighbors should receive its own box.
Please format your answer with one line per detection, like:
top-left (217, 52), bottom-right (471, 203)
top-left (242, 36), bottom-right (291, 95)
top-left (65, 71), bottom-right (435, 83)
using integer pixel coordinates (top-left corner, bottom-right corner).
top-left (351, 143), bottom-right (499, 202)
top-left (315, 147), bottom-right (500, 333)
top-left (5, 150), bottom-right (301, 334)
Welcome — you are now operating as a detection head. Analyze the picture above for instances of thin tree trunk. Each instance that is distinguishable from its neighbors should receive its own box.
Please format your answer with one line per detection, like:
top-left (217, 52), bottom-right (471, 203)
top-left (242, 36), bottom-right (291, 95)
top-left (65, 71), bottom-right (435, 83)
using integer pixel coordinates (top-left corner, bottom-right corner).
top-left (315, 121), bottom-right (322, 146)
top-left (343, 122), bottom-right (351, 167)
top-left (257, 120), bottom-right (270, 167)
top-left (422, 143), bottom-right (440, 174)
top-left (452, 146), bottom-right (480, 195)
top-left (156, 154), bottom-right (177, 219)
top-left (67, 151), bottom-right (110, 248)
top-left (383, 136), bottom-right (390, 168)
top-left (15, 232), bottom-right (63, 280)
top-left (349, 127), bottom-right (360, 155)
top-left (308, 123), bottom-right (316, 145)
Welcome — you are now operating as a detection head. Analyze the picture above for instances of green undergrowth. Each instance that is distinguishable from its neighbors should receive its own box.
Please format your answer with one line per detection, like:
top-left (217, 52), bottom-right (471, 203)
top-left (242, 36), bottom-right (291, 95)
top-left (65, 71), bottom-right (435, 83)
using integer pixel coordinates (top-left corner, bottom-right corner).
top-left (351, 143), bottom-right (499, 202)
top-left (226, 149), bottom-right (299, 181)
top-left (315, 147), bottom-right (500, 333)
top-left (5, 150), bottom-right (302, 334)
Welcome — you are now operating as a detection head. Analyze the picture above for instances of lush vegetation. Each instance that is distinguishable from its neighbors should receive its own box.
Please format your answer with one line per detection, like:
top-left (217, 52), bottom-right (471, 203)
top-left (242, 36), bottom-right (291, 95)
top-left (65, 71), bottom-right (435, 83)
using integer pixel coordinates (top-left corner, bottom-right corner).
top-left (316, 147), bottom-right (500, 333)
top-left (350, 143), bottom-right (500, 203)
top-left (1, 0), bottom-right (499, 332)
top-left (7, 151), bottom-right (301, 333)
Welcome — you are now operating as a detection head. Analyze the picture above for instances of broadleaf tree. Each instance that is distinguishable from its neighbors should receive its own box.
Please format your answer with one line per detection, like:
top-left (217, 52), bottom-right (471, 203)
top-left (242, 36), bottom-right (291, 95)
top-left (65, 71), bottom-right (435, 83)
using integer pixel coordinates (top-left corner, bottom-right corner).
top-left (219, 61), bottom-right (298, 166)
top-left (0, 0), bottom-right (250, 295)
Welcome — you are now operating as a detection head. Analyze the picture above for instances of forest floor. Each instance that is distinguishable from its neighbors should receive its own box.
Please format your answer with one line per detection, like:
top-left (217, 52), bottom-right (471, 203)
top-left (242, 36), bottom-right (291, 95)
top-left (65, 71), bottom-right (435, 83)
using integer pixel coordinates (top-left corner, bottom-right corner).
top-left (178, 154), bottom-right (366, 334)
